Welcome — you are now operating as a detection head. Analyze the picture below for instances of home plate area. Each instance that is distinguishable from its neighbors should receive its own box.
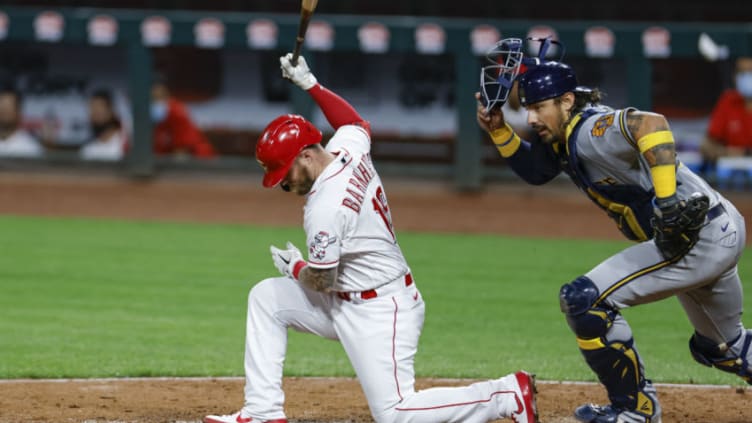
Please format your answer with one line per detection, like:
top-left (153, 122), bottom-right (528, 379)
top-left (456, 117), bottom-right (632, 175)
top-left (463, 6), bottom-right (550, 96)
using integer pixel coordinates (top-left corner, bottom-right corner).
top-left (0, 377), bottom-right (747, 422)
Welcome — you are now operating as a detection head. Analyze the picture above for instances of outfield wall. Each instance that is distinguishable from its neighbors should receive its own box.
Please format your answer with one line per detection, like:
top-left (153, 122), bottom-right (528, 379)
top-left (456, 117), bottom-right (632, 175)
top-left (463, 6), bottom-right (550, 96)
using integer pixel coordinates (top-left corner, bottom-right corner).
top-left (0, 7), bottom-right (750, 188)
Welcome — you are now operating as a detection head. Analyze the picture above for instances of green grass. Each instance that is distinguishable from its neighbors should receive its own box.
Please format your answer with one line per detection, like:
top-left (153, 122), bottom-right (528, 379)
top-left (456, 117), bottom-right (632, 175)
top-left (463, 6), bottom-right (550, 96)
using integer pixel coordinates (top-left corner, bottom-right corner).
top-left (0, 215), bottom-right (750, 385)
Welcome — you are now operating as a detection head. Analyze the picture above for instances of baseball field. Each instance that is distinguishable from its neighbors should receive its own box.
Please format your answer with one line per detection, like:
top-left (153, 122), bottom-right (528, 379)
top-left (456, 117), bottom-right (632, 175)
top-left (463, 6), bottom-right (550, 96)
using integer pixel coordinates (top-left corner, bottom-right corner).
top-left (1, 171), bottom-right (750, 422)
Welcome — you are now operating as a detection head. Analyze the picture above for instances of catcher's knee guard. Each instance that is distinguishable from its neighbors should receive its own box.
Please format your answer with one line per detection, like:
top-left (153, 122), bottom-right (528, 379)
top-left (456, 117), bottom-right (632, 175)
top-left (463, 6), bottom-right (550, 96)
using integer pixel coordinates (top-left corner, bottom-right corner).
top-left (690, 330), bottom-right (752, 385)
top-left (559, 276), bottom-right (616, 339)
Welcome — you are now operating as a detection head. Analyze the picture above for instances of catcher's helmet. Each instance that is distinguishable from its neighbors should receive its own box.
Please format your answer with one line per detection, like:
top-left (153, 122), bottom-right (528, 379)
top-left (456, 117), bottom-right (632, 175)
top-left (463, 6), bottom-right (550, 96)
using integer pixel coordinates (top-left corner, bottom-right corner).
top-left (517, 61), bottom-right (579, 107)
top-left (256, 114), bottom-right (322, 188)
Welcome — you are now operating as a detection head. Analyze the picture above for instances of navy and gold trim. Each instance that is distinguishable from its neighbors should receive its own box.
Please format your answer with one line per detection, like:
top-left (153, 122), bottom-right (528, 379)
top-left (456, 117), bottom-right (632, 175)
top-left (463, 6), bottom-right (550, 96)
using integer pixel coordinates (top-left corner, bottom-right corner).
top-left (586, 187), bottom-right (649, 241)
top-left (559, 109), bottom-right (655, 241)
top-left (490, 123), bottom-right (522, 158)
top-left (618, 107), bottom-right (638, 148)
top-left (594, 256), bottom-right (680, 306)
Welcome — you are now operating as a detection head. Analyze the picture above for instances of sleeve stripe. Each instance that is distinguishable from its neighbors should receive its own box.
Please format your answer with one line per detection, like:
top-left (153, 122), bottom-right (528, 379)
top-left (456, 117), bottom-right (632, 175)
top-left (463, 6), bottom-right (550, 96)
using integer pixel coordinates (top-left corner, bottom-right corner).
top-left (307, 259), bottom-right (339, 269)
top-left (619, 108), bottom-right (638, 147)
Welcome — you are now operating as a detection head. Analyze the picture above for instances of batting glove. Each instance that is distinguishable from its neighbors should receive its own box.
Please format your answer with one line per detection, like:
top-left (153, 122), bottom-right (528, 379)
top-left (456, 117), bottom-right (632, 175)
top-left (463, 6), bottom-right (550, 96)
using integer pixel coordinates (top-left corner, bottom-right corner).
top-left (280, 53), bottom-right (318, 90)
top-left (270, 241), bottom-right (307, 279)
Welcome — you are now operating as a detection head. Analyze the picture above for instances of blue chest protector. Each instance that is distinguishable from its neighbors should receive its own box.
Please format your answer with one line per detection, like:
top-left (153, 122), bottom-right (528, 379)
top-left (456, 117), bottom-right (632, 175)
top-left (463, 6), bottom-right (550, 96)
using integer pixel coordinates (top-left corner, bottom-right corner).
top-left (556, 110), bottom-right (655, 241)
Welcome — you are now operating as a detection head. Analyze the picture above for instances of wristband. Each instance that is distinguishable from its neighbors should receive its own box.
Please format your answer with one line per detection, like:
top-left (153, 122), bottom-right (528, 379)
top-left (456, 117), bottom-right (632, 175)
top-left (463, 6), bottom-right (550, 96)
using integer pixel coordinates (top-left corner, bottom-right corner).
top-left (650, 164), bottom-right (677, 199)
top-left (490, 123), bottom-right (521, 158)
top-left (637, 131), bottom-right (677, 199)
top-left (292, 260), bottom-right (307, 279)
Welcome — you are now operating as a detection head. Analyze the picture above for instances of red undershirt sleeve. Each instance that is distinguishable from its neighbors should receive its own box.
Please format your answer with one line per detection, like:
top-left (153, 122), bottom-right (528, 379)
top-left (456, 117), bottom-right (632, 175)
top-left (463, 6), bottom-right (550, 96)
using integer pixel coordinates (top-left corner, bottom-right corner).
top-left (308, 83), bottom-right (371, 135)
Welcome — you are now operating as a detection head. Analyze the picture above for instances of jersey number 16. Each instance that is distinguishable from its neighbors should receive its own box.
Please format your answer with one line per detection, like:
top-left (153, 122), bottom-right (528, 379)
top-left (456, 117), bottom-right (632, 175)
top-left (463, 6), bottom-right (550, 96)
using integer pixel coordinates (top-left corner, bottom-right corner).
top-left (372, 185), bottom-right (395, 241)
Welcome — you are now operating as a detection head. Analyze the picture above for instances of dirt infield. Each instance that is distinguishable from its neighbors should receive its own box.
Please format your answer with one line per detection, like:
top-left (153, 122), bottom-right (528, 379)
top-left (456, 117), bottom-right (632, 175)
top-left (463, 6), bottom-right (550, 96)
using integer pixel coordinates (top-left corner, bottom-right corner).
top-left (1, 169), bottom-right (751, 422)
top-left (0, 377), bottom-right (749, 423)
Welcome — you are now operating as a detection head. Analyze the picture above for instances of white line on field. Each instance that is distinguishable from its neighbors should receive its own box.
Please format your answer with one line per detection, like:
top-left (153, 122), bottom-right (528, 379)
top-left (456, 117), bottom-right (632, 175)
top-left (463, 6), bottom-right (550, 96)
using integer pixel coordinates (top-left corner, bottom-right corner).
top-left (0, 376), bottom-right (745, 390)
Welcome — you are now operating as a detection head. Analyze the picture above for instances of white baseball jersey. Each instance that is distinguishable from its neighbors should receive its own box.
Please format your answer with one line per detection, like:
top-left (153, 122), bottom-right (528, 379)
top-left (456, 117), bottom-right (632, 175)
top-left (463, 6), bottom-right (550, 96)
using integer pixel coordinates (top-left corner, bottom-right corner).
top-left (303, 124), bottom-right (408, 292)
top-left (234, 125), bottom-right (533, 423)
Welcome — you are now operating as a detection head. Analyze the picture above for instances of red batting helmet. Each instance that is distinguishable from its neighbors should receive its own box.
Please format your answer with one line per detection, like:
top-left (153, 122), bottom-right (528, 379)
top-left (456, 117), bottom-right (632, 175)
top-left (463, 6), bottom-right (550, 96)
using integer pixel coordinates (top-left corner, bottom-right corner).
top-left (256, 114), bottom-right (323, 188)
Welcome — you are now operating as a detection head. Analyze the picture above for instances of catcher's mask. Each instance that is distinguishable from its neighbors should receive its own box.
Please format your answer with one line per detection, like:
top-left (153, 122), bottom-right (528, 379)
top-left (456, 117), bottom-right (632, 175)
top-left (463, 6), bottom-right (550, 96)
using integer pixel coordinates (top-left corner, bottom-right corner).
top-left (256, 114), bottom-right (322, 188)
top-left (479, 38), bottom-right (524, 111)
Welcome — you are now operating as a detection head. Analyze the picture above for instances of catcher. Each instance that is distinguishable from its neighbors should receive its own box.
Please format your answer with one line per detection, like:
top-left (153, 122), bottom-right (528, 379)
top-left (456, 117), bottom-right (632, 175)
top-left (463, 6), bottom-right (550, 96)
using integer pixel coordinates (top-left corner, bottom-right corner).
top-left (477, 39), bottom-right (751, 423)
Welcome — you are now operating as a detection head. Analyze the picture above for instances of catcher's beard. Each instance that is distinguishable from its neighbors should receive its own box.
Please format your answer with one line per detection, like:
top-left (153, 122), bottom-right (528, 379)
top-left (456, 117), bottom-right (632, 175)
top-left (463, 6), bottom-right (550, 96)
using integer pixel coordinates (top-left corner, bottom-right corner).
top-left (529, 103), bottom-right (571, 145)
top-left (550, 107), bottom-right (572, 144)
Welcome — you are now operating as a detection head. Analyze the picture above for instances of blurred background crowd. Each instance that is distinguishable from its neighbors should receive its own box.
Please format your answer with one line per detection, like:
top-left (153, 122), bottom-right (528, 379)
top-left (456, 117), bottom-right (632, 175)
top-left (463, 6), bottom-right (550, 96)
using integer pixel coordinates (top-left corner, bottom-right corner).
top-left (0, 1), bottom-right (751, 190)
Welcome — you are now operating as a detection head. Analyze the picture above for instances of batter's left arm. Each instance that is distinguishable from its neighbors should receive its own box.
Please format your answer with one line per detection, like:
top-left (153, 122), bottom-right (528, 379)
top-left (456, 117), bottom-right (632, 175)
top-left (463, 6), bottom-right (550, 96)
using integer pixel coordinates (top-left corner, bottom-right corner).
top-left (271, 242), bottom-right (338, 292)
top-left (279, 54), bottom-right (370, 134)
top-left (626, 110), bottom-right (677, 203)
top-left (297, 266), bottom-right (337, 292)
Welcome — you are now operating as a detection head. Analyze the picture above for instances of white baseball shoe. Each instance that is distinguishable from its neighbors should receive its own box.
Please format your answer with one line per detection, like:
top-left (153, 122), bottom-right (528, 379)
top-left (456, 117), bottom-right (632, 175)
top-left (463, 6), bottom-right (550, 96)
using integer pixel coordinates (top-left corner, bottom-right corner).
top-left (510, 371), bottom-right (539, 423)
top-left (203, 411), bottom-right (287, 423)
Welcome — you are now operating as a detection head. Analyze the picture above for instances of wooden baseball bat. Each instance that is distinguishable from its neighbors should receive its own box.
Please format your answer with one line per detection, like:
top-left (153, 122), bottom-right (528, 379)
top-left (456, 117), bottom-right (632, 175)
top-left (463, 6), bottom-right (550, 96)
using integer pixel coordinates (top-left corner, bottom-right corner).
top-left (291, 0), bottom-right (319, 66)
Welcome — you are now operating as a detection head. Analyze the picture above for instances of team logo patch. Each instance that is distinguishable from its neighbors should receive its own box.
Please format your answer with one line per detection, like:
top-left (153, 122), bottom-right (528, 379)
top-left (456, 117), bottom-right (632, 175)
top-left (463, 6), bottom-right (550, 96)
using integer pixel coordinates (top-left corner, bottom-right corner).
top-left (591, 113), bottom-right (615, 137)
top-left (310, 231), bottom-right (337, 261)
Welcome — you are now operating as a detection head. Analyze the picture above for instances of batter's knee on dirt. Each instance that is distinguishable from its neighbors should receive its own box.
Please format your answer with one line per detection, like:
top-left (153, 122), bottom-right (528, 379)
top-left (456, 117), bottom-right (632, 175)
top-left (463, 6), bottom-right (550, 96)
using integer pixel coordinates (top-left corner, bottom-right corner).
top-left (689, 330), bottom-right (752, 384)
top-left (559, 276), bottom-right (616, 339)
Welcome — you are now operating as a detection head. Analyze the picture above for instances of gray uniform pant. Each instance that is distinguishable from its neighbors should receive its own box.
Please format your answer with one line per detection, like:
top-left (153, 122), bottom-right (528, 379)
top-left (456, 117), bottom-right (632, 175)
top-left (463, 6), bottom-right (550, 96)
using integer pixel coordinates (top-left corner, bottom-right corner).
top-left (588, 198), bottom-right (747, 357)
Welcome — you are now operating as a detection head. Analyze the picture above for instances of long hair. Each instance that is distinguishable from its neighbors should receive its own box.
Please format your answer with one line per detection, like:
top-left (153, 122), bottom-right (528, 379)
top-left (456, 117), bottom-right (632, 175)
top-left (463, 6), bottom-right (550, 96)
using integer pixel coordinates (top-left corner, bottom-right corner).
top-left (572, 88), bottom-right (603, 114)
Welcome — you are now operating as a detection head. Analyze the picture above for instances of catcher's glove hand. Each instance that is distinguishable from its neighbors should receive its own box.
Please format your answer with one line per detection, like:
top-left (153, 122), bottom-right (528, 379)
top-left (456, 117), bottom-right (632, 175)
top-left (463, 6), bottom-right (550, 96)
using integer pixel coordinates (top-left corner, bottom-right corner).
top-left (651, 192), bottom-right (710, 260)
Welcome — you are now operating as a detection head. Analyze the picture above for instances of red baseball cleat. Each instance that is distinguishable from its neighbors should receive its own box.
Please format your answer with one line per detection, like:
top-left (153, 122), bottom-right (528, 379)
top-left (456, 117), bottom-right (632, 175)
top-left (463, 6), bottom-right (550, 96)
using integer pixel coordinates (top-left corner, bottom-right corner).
top-left (511, 371), bottom-right (539, 423)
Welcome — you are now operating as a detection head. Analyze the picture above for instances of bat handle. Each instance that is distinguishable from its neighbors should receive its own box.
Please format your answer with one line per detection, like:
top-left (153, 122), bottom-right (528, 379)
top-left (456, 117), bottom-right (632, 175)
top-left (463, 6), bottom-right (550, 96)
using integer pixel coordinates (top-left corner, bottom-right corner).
top-left (291, 39), bottom-right (304, 66)
top-left (291, 9), bottom-right (313, 67)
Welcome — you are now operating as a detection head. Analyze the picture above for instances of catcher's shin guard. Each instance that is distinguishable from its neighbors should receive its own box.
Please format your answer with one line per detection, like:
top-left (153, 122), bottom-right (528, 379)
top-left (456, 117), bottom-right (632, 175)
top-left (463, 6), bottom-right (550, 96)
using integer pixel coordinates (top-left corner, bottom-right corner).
top-left (577, 337), bottom-right (659, 418)
top-left (689, 330), bottom-right (752, 384)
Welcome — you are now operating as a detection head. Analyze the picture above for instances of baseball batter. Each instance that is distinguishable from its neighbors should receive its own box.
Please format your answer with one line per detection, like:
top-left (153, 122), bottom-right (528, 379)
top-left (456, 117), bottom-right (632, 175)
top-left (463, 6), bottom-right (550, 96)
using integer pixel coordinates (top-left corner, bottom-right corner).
top-left (477, 57), bottom-right (752, 423)
top-left (203, 53), bottom-right (538, 423)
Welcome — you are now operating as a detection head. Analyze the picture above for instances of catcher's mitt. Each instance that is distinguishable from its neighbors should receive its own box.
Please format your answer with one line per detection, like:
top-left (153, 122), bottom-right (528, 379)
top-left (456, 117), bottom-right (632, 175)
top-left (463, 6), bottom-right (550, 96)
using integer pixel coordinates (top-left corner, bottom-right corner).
top-left (651, 192), bottom-right (710, 260)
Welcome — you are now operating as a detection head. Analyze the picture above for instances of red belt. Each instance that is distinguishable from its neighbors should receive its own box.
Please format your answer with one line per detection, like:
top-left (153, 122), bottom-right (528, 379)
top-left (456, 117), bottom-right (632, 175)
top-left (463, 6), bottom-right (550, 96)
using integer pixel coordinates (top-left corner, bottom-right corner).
top-left (336, 273), bottom-right (413, 301)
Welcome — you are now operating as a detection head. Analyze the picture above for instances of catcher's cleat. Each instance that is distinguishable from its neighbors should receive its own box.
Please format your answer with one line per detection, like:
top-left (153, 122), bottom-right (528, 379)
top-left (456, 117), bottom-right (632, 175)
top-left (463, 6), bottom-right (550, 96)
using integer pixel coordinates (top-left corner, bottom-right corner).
top-left (574, 379), bottom-right (661, 423)
top-left (203, 412), bottom-right (287, 423)
top-left (511, 371), bottom-right (539, 423)
top-left (574, 403), bottom-right (662, 423)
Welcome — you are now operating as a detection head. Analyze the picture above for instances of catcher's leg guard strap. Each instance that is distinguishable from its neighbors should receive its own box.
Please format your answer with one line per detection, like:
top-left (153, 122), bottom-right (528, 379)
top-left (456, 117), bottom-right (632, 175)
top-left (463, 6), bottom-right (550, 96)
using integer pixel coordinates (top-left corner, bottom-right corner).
top-left (560, 276), bottom-right (615, 339)
top-left (690, 330), bottom-right (752, 384)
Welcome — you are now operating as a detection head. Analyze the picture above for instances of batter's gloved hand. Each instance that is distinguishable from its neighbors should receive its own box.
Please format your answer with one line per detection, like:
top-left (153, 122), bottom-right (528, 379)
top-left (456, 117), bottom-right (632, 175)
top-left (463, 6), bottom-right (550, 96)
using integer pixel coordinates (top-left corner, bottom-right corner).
top-left (651, 192), bottom-right (710, 260)
top-left (280, 53), bottom-right (317, 90)
top-left (270, 241), bottom-right (306, 279)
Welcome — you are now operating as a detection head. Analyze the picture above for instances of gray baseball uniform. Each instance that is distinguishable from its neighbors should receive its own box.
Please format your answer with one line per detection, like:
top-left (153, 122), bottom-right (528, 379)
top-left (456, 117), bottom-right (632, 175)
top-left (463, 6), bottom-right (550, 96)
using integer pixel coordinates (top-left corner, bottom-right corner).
top-left (573, 107), bottom-right (746, 344)
top-left (499, 103), bottom-right (751, 421)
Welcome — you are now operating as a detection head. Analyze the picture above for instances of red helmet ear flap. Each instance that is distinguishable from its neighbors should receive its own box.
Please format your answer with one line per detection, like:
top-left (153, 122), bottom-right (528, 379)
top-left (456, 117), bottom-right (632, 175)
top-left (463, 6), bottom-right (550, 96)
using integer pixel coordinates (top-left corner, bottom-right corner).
top-left (256, 114), bottom-right (322, 188)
